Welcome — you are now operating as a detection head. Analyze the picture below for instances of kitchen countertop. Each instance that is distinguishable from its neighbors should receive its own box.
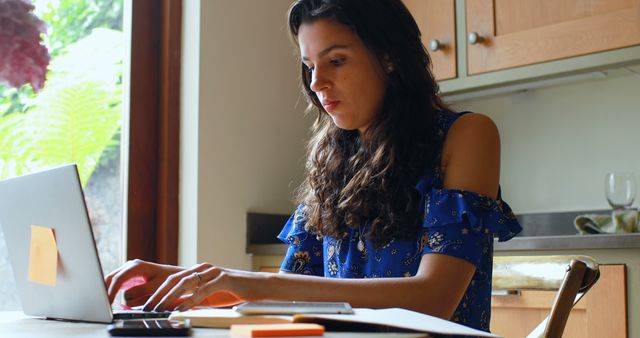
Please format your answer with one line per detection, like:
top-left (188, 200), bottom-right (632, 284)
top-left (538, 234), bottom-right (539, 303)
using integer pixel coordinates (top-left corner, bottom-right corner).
top-left (246, 209), bottom-right (640, 255)
top-left (493, 232), bottom-right (640, 251)
top-left (247, 232), bottom-right (640, 255)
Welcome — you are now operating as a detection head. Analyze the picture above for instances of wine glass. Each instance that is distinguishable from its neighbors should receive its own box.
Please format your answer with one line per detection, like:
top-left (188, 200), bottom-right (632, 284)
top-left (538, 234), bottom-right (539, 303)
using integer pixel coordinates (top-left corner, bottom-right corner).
top-left (605, 172), bottom-right (637, 210)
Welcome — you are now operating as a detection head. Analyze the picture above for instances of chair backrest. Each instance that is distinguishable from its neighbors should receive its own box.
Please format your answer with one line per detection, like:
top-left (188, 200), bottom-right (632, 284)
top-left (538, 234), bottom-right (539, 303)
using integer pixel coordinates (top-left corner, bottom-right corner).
top-left (492, 255), bottom-right (600, 338)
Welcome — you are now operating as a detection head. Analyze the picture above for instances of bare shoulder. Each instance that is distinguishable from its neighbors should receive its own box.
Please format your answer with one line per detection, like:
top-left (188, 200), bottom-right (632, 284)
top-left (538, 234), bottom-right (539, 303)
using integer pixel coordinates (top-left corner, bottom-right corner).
top-left (447, 113), bottom-right (499, 142)
top-left (441, 112), bottom-right (501, 198)
top-left (442, 113), bottom-right (500, 163)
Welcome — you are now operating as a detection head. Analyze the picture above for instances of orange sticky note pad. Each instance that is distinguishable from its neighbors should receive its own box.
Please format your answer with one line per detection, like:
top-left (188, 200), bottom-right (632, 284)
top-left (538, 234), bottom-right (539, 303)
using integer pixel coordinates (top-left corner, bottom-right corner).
top-left (230, 323), bottom-right (324, 337)
top-left (28, 225), bottom-right (58, 286)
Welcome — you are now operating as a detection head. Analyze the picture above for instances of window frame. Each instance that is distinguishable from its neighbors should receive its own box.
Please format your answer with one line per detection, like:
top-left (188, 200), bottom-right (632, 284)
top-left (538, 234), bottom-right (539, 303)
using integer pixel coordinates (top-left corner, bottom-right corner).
top-left (127, 0), bottom-right (182, 264)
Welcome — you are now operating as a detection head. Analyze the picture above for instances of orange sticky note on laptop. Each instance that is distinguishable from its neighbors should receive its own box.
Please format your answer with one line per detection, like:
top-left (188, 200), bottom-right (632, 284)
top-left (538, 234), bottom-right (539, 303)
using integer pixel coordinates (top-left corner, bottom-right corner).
top-left (28, 225), bottom-right (58, 286)
top-left (230, 323), bottom-right (324, 337)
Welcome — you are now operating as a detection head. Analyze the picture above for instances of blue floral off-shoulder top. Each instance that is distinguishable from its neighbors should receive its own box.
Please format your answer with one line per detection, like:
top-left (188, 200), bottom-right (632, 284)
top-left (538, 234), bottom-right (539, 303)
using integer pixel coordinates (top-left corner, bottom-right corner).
top-left (277, 111), bottom-right (522, 332)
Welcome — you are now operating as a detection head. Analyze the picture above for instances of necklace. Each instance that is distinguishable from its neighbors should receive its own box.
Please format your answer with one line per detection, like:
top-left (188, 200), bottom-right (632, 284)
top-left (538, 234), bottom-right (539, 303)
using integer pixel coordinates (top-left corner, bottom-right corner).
top-left (357, 224), bottom-right (365, 252)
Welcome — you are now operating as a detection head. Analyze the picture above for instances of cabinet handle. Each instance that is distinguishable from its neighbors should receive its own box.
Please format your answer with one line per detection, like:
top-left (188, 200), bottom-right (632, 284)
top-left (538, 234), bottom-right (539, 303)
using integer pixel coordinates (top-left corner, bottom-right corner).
top-left (428, 39), bottom-right (443, 52)
top-left (467, 32), bottom-right (484, 45)
top-left (491, 290), bottom-right (521, 296)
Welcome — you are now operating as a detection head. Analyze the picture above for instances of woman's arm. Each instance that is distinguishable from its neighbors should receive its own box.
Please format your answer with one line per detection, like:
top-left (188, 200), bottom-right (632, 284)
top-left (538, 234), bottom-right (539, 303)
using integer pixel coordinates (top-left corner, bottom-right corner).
top-left (145, 254), bottom-right (472, 320)
top-left (145, 113), bottom-right (500, 320)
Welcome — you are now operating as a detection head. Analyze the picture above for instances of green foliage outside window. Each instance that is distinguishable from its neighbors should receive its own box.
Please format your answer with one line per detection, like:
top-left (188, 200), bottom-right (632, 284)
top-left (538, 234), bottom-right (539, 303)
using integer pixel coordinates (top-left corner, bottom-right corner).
top-left (0, 0), bottom-right (123, 186)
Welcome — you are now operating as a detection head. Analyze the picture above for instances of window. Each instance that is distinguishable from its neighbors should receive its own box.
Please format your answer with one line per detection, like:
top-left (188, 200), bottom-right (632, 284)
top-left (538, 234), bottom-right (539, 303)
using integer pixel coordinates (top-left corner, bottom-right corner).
top-left (0, 0), bottom-right (180, 311)
top-left (0, 0), bottom-right (125, 309)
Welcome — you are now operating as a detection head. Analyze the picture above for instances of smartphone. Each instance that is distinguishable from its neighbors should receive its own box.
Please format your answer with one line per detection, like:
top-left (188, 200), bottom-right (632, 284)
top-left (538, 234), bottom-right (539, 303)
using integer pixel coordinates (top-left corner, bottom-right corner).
top-left (107, 319), bottom-right (191, 337)
top-left (233, 301), bottom-right (354, 315)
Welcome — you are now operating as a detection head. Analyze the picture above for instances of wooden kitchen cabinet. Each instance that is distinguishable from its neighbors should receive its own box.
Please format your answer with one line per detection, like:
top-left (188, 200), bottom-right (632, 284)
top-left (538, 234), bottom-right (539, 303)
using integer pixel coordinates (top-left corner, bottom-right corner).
top-left (403, 0), bottom-right (457, 80)
top-left (401, 0), bottom-right (640, 96)
top-left (491, 264), bottom-right (628, 338)
top-left (466, 0), bottom-right (640, 75)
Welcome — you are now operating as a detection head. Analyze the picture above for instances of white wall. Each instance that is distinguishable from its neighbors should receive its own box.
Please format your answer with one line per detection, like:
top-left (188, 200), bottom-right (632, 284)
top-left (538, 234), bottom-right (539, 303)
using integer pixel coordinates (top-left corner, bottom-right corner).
top-left (180, 0), bottom-right (310, 268)
top-left (450, 68), bottom-right (640, 214)
top-left (179, 0), bottom-right (200, 266)
top-left (180, 0), bottom-right (640, 267)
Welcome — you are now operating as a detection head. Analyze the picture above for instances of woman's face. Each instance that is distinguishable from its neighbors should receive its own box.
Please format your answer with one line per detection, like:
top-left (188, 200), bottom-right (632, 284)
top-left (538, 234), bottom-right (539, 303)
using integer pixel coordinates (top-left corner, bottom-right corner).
top-left (298, 18), bottom-right (387, 133)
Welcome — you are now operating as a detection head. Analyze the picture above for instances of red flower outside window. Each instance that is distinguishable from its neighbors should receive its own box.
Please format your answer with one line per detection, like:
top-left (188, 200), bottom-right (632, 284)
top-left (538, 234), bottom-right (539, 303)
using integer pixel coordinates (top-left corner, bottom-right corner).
top-left (0, 0), bottom-right (50, 92)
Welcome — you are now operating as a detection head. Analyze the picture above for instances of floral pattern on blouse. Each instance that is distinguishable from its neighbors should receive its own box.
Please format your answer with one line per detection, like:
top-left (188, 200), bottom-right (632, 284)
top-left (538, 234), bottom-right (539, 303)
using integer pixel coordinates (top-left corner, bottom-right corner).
top-left (277, 110), bottom-right (522, 333)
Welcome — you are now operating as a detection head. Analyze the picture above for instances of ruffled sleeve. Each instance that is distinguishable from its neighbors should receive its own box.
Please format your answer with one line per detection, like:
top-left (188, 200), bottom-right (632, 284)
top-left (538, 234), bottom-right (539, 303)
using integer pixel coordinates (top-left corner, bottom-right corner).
top-left (421, 188), bottom-right (522, 267)
top-left (276, 204), bottom-right (324, 276)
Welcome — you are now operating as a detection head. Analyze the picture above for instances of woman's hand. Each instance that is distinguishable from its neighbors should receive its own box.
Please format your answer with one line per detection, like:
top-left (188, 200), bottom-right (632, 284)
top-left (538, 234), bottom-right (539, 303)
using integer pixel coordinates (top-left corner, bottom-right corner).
top-left (105, 259), bottom-right (186, 307)
top-left (143, 266), bottom-right (269, 312)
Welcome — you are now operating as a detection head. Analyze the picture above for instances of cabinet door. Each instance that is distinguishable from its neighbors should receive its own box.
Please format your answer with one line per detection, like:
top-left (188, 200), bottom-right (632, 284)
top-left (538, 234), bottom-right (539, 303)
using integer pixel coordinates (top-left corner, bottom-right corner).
top-left (466, 0), bottom-right (640, 75)
top-left (491, 265), bottom-right (627, 338)
top-left (403, 0), bottom-right (457, 80)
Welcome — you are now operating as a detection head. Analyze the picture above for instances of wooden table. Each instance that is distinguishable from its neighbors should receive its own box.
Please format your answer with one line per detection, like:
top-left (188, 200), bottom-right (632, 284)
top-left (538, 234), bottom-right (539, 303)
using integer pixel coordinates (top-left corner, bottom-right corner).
top-left (0, 311), bottom-right (430, 338)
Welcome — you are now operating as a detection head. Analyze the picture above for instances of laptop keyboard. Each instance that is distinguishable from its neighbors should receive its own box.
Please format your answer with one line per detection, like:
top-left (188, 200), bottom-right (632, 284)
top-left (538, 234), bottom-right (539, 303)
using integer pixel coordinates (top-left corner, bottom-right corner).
top-left (112, 309), bottom-right (172, 320)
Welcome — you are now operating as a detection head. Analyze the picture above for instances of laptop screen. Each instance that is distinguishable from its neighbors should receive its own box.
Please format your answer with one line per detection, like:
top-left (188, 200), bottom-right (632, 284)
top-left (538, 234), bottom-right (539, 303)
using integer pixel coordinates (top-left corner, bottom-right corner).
top-left (0, 164), bottom-right (114, 323)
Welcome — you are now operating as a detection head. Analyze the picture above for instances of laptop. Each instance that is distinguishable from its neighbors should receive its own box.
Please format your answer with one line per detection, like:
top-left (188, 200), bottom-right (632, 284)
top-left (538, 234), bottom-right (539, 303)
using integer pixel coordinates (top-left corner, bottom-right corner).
top-left (0, 164), bottom-right (170, 323)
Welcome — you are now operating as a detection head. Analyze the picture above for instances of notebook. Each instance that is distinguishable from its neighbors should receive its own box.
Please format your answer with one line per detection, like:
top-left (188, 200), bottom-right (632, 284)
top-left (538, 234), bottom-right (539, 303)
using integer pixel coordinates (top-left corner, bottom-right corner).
top-left (0, 164), bottom-right (170, 323)
top-left (169, 307), bottom-right (501, 337)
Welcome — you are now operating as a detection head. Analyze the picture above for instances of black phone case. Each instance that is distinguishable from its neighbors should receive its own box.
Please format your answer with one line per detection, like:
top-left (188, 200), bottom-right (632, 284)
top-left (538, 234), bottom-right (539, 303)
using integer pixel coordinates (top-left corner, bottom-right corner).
top-left (107, 321), bottom-right (191, 337)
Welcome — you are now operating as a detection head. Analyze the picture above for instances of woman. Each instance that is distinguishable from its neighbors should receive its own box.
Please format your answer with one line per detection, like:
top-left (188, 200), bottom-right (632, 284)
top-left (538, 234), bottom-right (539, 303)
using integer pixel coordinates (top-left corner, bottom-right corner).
top-left (106, 0), bottom-right (521, 332)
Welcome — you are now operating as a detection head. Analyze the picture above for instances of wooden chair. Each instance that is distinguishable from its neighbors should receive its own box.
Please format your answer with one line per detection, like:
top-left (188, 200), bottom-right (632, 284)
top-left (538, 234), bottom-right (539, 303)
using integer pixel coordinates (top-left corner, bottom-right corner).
top-left (492, 255), bottom-right (600, 338)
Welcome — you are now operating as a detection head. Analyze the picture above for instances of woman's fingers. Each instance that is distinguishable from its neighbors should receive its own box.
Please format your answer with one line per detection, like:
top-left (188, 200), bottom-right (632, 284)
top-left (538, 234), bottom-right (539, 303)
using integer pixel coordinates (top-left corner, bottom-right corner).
top-left (122, 282), bottom-right (161, 307)
top-left (105, 263), bottom-right (128, 291)
top-left (152, 272), bottom-right (202, 311)
top-left (176, 282), bottom-right (223, 311)
top-left (106, 260), bottom-right (148, 304)
top-left (107, 260), bottom-right (187, 305)
top-left (143, 263), bottom-right (212, 311)
top-left (142, 270), bottom-right (192, 311)
top-left (122, 294), bottom-right (151, 307)
top-left (174, 267), bottom-right (232, 311)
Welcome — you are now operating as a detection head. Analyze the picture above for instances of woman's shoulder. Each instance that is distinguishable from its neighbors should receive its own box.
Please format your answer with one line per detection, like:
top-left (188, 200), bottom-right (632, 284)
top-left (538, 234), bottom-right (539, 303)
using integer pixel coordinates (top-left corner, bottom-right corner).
top-left (437, 110), bottom-right (495, 134)
top-left (439, 111), bottom-right (501, 198)
top-left (447, 112), bottom-right (498, 140)
top-left (437, 111), bottom-right (500, 160)
top-left (434, 110), bottom-right (495, 145)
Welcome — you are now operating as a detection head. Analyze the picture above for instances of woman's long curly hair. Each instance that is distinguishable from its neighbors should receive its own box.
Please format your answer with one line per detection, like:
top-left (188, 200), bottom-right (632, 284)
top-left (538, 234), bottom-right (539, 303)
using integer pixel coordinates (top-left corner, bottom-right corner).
top-left (289, 0), bottom-right (450, 245)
